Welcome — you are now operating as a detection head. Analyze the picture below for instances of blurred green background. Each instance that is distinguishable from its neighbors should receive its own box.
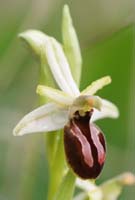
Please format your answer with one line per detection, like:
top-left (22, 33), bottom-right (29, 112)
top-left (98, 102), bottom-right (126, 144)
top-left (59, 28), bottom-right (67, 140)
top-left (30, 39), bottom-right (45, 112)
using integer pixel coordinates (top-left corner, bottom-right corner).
top-left (0, 0), bottom-right (135, 199)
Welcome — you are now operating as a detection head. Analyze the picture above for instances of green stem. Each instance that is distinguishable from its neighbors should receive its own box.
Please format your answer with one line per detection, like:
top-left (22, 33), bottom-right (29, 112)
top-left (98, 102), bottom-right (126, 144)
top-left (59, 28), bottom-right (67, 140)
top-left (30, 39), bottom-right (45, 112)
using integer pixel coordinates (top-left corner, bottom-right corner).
top-left (40, 59), bottom-right (66, 200)
top-left (55, 170), bottom-right (76, 200)
top-left (47, 131), bottom-right (65, 200)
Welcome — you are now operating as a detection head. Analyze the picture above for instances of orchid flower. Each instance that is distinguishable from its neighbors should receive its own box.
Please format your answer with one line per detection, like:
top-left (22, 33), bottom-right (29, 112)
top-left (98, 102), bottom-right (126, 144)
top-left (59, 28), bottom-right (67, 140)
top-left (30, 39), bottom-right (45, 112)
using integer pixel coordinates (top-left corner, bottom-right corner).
top-left (12, 5), bottom-right (135, 200)
top-left (13, 29), bottom-right (119, 137)
top-left (13, 5), bottom-right (119, 138)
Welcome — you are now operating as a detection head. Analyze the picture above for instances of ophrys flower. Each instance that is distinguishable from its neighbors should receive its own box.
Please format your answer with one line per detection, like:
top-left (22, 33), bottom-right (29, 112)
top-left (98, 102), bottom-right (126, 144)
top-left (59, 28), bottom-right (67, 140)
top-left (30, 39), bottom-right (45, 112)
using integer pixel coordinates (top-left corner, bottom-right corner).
top-left (13, 34), bottom-right (118, 136)
top-left (13, 4), bottom-right (119, 137)
top-left (13, 6), bottom-right (119, 179)
top-left (12, 30), bottom-right (119, 179)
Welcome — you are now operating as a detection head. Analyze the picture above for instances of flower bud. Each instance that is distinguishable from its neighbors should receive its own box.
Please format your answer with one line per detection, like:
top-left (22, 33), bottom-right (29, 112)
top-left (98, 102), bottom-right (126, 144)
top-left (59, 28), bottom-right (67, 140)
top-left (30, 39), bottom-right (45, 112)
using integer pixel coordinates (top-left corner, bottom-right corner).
top-left (64, 110), bottom-right (106, 179)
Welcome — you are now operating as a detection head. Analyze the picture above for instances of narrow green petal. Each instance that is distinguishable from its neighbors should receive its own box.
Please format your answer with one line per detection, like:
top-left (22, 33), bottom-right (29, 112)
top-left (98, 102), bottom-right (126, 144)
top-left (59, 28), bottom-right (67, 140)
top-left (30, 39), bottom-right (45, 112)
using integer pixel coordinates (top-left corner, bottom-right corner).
top-left (37, 85), bottom-right (74, 106)
top-left (62, 4), bottom-right (82, 85)
top-left (81, 76), bottom-right (112, 95)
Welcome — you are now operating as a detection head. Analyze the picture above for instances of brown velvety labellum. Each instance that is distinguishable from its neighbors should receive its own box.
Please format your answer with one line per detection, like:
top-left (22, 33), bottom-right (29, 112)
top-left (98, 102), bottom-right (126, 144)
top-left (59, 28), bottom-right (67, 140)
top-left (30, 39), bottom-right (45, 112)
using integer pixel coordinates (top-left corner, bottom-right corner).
top-left (64, 110), bottom-right (106, 179)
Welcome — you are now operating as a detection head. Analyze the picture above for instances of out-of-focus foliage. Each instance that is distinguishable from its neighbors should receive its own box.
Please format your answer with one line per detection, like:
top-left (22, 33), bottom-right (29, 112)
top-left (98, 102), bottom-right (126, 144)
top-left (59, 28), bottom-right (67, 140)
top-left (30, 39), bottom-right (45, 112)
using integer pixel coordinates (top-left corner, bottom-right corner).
top-left (0, 0), bottom-right (134, 200)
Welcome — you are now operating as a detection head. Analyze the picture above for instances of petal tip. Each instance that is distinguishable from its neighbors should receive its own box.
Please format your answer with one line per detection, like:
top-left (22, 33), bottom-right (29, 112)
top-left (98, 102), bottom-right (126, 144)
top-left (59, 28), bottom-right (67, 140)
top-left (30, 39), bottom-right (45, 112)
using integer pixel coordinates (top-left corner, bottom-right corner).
top-left (113, 106), bottom-right (120, 119)
top-left (18, 30), bottom-right (33, 40)
top-left (103, 75), bottom-right (112, 85)
top-left (13, 121), bottom-right (27, 137)
top-left (107, 75), bottom-right (112, 83)
top-left (13, 127), bottom-right (22, 137)
top-left (63, 4), bottom-right (69, 13)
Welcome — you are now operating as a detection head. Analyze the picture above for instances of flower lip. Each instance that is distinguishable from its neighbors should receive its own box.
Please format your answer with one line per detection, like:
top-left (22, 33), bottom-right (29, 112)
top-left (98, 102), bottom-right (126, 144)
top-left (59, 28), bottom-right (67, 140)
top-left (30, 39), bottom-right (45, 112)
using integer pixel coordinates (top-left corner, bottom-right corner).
top-left (64, 109), bottom-right (106, 179)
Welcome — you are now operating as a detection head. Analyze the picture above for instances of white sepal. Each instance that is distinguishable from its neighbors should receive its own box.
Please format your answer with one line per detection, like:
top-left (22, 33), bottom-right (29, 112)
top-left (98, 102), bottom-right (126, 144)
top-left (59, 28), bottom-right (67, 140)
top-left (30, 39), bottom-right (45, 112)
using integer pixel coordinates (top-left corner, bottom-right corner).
top-left (91, 99), bottom-right (119, 122)
top-left (37, 85), bottom-right (74, 106)
top-left (13, 103), bottom-right (68, 136)
top-left (19, 30), bottom-right (47, 56)
top-left (44, 37), bottom-right (74, 95)
top-left (51, 37), bottom-right (80, 96)
top-left (81, 76), bottom-right (111, 96)
top-left (19, 30), bottom-right (79, 96)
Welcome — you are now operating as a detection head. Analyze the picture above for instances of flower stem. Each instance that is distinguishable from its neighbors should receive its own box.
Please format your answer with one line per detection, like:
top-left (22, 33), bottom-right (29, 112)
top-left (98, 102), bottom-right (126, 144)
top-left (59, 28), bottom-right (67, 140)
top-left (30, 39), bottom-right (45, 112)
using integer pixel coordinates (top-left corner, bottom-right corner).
top-left (55, 170), bottom-right (76, 200)
top-left (39, 60), bottom-right (66, 200)
top-left (47, 131), bottom-right (65, 200)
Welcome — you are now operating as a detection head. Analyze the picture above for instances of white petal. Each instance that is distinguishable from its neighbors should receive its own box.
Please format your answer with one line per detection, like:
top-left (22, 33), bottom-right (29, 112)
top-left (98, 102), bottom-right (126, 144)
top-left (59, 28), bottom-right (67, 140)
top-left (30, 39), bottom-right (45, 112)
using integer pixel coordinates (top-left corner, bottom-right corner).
top-left (81, 76), bottom-right (111, 95)
top-left (37, 85), bottom-right (74, 106)
top-left (13, 103), bottom-right (68, 136)
top-left (91, 99), bottom-right (119, 122)
top-left (51, 38), bottom-right (80, 96)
